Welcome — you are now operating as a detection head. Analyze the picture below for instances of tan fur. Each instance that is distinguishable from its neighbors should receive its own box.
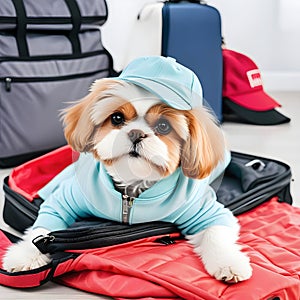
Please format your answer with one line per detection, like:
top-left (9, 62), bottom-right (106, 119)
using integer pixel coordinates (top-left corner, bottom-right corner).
top-left (146, 104), bottom-right (189, 141)
top-left (146, 104), bottom-right (189, 176)
top-left (63, 79), bottom-right (125, 152)
top-left (181, 108), bottom-right (225, 179)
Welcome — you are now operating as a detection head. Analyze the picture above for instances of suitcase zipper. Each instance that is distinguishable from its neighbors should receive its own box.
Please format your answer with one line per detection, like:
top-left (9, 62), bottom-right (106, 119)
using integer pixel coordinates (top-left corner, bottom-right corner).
top-left (3, 68), bottom-right (109, 92)
top-left (33, 222), bottom-right (181, 254)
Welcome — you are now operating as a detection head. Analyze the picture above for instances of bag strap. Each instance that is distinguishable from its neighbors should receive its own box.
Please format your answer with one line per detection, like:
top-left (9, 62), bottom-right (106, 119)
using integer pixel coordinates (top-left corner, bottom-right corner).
top-left (11, 0), bottom-right (29, 58)
top-left (64, 0), bottom-right (82, 56)
top-left (11, 0), bottom-right (82, 58)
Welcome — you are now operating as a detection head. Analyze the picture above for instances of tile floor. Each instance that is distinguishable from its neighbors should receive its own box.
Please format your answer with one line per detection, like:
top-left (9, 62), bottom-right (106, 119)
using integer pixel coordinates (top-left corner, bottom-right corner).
top-left (0, 91), bottom-right (299, 298)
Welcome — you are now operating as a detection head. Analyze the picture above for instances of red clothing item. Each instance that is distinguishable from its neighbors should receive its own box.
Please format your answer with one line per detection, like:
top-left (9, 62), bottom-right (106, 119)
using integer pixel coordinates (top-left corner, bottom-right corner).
top-left (1, 198), bottom-right (300, 299)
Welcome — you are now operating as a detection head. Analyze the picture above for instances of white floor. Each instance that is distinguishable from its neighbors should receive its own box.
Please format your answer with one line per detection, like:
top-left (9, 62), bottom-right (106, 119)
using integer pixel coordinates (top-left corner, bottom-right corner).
top-left (0, 91), bottom-right (299, 298)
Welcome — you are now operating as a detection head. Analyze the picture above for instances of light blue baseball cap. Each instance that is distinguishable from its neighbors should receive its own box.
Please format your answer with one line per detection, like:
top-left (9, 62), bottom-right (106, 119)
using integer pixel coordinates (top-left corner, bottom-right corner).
top-left (117, 56), bottom-right (203, 110)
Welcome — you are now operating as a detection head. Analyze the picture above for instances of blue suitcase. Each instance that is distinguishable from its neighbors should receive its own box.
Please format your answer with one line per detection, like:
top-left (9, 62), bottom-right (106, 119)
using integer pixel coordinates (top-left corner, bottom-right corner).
top-left (161, 1), bottom-right (223, 120)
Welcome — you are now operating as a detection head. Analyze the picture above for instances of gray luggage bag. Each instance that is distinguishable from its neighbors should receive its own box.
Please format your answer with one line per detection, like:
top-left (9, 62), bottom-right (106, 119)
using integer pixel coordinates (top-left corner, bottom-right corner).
top-left (0, 0), bottom-right (113, 167)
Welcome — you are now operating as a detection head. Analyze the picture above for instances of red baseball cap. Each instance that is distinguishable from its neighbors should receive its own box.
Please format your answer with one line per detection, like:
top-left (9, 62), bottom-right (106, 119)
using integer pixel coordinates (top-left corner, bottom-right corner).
top-left (222, 49), bottom-right (290, 125)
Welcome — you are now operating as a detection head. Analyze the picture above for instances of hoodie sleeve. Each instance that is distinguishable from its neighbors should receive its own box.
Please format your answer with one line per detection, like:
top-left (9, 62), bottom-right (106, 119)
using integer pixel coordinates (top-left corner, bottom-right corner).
top-left (34, 162), bottom-right (91, 231)
top-left (175, 185), bottom-right (238, 236)
top-left (171, 150), bottom-right (236, 235)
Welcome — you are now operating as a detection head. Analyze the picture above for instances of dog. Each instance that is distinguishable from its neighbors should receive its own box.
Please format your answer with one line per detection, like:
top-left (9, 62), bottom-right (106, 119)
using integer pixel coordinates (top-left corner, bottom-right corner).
top-left (3, 56), bottom-right (252, 283)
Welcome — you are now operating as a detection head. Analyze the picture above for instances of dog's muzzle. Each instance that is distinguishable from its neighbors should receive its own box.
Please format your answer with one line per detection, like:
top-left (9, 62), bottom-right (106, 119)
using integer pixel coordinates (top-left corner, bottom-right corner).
top-left (128, 129), bottom-right (146, 157)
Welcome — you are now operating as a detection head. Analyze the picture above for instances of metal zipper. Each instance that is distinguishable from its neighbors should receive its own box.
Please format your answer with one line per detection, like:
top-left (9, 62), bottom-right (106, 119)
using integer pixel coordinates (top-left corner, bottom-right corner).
top-left (5, 77), bottom-right (11, 92)
top-left (122, 194), bottom-right (134, 224)
top-left (2, 67), bottom-right (108, 92)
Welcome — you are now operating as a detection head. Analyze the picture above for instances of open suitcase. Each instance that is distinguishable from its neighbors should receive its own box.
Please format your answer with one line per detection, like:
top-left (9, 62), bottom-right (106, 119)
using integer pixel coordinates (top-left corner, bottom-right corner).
top-left (2, 146), bottom-right (292, 233)
top-left (1, 147), bottom-right (299, 300)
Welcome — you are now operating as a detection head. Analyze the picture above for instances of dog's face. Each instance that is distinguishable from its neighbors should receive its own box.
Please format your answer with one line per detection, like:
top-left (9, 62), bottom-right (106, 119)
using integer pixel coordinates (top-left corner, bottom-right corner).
top-left (63, 79), bottom-right (225, 184)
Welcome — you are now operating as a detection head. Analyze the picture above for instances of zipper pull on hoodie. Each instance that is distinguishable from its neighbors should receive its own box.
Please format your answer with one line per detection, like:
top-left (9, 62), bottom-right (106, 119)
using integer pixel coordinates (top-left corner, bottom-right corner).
top-left (122, 194), bottom-right (134, 224)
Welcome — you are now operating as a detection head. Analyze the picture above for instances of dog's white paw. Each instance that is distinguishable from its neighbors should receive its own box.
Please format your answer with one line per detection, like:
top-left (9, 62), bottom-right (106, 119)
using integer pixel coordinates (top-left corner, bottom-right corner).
top-left (2, 239), bottom-right (51, 272)
top-left (204, 249), bottom-right (252, 283)
top-left (2, 228), bottom-right (51, 273)
top-left (187, 225), bottom-right (252, 283)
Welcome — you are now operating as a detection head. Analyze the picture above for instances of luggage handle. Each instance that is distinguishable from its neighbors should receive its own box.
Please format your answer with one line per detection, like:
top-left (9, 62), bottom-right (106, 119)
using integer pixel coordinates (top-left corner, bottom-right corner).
top-left (166, 0), bottom-right (207, 4)
top-left (11, 0), bottom-right (82, 58)
top-left (137, 0), bottom-right (206, 20)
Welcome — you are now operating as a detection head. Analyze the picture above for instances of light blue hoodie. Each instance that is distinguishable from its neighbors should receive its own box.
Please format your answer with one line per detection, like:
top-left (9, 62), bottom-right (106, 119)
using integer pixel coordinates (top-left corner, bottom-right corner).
top-left (35, 151), bottom-right (235, 235)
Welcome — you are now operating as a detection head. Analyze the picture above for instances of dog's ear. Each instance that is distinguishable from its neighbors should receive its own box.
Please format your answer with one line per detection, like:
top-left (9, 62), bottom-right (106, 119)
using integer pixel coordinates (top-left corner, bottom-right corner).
top-left (62, 79), bottom-right (117, 152)
top-left (181, 108), bottom-right (226, 179)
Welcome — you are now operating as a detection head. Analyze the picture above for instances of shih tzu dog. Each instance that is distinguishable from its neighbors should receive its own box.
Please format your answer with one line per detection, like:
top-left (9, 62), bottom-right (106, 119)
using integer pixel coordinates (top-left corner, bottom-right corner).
top-left (3, 56), bottom-right (252, 283)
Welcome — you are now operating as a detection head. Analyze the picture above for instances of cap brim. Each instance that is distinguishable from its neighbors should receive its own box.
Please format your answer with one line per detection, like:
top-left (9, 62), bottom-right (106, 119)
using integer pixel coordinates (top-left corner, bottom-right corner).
top-left (223, 98), bottom-right (291, 125)
top-left (117, 77), bottom-right (203, 110)
top-left (227, 90), bottom-right (281, 111)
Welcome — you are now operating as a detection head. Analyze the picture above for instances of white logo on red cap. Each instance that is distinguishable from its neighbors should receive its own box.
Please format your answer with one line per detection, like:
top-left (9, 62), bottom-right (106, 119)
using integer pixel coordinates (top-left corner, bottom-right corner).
top-left (246, 69), bottom-right (262, 88)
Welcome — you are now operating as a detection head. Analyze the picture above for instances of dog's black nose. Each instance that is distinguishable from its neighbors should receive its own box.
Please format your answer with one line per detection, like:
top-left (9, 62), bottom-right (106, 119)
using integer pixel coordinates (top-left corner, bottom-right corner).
top-left (128, 129), bottom-right (146, 144)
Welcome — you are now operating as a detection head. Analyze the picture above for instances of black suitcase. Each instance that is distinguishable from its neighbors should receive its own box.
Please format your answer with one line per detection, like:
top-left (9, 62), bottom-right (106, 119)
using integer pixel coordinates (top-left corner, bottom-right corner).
top-left (2, 146), bottom-right (292, 233)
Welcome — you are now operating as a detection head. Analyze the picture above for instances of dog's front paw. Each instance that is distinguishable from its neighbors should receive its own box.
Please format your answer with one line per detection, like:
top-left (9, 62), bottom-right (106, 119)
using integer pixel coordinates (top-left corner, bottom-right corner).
top-left (204, 249), bottom-right (252, 283)
top-left (188, 225), bottom-right (252, 283)
top-left (2, 240), bottom-right (51, 272)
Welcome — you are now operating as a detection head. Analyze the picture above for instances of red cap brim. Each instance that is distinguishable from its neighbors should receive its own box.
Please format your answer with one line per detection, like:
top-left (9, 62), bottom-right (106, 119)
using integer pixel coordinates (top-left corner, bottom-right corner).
top-left (228, 90), bottom-right (281, 111)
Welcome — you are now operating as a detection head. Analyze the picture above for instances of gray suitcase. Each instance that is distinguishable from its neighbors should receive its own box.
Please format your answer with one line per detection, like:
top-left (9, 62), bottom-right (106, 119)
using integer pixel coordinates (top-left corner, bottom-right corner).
top-left (0, 0), bottom-right (113, 167)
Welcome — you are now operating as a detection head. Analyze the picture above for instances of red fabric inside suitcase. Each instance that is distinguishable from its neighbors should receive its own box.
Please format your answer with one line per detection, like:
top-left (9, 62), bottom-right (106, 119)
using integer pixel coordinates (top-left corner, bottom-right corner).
top-left (8, 146), bottom-right (78, 201)
top-left (1, 198), bottom-right (300, 299)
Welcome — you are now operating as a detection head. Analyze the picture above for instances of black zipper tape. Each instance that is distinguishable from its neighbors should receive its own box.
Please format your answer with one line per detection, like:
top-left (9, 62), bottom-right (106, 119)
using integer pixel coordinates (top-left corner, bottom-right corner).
top-left (34, 220), bottom-right (180, 253)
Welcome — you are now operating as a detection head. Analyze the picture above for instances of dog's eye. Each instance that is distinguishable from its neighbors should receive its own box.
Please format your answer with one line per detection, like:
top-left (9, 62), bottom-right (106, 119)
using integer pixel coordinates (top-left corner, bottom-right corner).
top-left (155, 119), bottom-right (172, 135)
top-left (111, 112), bottom-right (125, 126)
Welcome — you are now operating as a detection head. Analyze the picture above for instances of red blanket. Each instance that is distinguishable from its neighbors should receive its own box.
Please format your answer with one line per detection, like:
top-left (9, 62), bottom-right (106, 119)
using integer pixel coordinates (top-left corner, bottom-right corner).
top-left (1, 198), bottom-right (300, 299)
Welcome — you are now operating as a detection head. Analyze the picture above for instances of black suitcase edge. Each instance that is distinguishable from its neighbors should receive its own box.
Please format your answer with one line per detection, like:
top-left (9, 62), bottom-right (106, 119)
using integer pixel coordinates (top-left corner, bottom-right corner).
top-left (3, 177), bottom-right (41, 233)
top-left (216, 151), bottom-right (293, 215)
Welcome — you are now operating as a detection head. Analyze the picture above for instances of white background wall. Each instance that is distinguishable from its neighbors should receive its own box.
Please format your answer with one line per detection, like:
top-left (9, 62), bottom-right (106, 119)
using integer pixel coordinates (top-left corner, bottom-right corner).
top-left (209, 0), bottom-right (300, 91)
top-left (102, 0), bottom-right (300, 91)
